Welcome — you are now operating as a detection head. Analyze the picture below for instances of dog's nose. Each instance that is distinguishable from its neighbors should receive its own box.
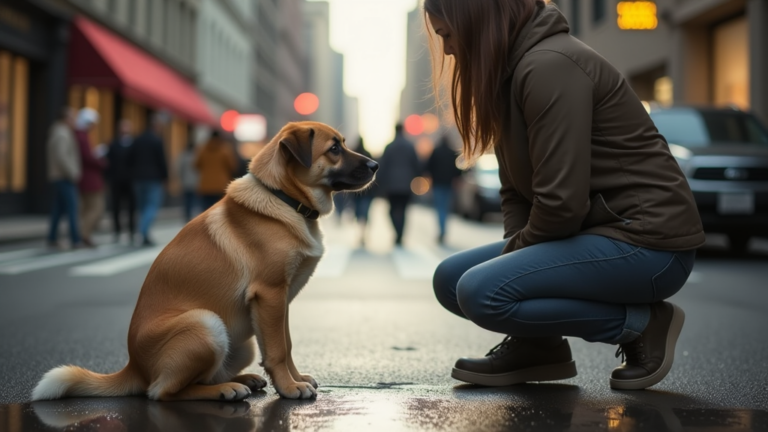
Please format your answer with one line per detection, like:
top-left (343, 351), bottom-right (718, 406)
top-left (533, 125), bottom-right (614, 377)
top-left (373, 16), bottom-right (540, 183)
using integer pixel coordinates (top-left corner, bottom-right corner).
top-left (367, 160), bottom-right (379, 174)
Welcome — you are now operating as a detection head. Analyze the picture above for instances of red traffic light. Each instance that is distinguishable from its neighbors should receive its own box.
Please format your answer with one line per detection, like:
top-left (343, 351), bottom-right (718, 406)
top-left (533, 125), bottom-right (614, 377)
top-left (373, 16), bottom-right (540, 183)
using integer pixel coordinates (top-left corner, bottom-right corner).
top-left (404, 114), bottom-right (424, 136)
top-left (220, 110), bottom-right (239, 132)
top-left (295, 93), bottom-right (320, 116)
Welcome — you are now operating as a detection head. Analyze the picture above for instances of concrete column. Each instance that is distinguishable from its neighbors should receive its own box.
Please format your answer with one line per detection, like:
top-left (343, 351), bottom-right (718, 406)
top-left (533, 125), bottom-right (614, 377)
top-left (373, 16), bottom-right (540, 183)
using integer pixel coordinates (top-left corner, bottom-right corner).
top-left (748, 0), bottom-right (768, 125)
top-left (670, 25), bottom-right (711, 105)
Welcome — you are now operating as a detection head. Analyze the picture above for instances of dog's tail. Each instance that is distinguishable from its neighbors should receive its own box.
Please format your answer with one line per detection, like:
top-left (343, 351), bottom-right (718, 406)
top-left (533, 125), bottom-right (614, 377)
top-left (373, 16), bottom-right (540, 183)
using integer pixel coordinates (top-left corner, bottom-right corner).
top-left (31, 365), bottom-right (144, 401)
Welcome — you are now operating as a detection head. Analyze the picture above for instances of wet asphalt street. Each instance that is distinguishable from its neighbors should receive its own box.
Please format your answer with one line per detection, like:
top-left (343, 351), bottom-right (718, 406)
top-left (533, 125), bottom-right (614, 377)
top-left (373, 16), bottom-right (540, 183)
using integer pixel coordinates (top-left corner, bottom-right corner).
top-left (1, 201), bottom-right (767, 432)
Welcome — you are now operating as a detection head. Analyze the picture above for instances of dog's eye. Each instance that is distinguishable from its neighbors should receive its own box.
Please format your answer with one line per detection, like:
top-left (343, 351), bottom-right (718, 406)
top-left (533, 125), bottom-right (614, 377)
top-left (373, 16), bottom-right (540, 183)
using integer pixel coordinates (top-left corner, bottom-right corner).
top-left (329, 144), bottom-right (341, 155)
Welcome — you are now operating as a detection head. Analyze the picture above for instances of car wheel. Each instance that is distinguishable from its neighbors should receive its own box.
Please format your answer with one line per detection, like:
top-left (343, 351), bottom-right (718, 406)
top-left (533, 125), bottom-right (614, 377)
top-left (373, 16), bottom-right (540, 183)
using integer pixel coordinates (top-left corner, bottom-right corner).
top-left (728, 233), bottom-right (751, 254)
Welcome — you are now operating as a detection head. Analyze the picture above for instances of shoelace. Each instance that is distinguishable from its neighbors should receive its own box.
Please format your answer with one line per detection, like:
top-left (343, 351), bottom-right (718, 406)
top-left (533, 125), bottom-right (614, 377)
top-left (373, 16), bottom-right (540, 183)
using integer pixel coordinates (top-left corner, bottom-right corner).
top-left (486, 336), bottom-right (517, 357)
top-left (615, 340), bottom-right (646, 364)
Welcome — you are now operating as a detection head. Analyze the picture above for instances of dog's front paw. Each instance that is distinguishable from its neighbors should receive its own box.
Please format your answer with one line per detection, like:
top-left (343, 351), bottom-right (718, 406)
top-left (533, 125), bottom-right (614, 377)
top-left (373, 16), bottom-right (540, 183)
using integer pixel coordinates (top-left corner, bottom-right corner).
top-left (276, 381), bottom-right (317, 400)
top-left (298, 374), bottom-right (318, 389)
top-left (232, 374), bottom-right (268, 391)
top-left (218, 383), bottom-right (251, 401)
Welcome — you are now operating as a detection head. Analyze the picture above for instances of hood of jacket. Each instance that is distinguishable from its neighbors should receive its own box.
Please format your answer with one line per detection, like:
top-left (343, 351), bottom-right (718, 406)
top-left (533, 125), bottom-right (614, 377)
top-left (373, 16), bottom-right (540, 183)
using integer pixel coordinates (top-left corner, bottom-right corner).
top-left (506, 2), bottom-right (570, 78)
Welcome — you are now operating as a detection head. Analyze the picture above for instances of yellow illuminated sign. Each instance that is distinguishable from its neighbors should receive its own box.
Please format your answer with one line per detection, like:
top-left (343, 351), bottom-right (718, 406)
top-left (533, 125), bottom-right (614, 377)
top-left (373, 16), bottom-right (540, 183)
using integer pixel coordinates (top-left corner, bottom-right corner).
top-left (617, 1), bottom-right (658, 30)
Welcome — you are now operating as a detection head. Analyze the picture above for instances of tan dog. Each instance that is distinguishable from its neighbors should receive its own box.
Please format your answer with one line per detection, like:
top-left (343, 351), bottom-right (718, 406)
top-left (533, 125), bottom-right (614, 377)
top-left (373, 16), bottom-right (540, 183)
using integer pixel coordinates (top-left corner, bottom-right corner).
top-left (32, 122), bottom-right (378, 401)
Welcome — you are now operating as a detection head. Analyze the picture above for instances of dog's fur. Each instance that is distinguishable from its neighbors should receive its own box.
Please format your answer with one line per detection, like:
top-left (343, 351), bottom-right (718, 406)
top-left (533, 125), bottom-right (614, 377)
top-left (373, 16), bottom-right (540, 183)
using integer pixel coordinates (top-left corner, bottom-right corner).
top-left (32, 122), bottom-right (377, 401)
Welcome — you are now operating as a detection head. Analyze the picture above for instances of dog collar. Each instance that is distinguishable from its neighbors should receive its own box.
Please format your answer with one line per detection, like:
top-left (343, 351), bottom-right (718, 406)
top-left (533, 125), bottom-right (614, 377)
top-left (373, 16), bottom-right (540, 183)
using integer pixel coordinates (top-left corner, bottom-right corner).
top-left (268, 188), bottom-right (320, 220)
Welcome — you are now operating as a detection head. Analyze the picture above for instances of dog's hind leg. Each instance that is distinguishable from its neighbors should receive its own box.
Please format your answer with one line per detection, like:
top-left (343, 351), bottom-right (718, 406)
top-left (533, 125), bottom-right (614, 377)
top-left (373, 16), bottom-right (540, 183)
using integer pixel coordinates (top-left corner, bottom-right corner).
top-left (144, 309), bottom-right (251, 402)
top-left (227, 339), bottom-right (268, 391)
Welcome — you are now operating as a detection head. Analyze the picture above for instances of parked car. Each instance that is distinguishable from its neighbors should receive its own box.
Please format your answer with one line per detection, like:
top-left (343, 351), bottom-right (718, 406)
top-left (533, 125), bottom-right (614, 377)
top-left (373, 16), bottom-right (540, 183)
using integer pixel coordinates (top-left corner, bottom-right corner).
top-left (650, 106), bottom-right (768, 252)
top-left (454, 154), bottom-right (501, 221)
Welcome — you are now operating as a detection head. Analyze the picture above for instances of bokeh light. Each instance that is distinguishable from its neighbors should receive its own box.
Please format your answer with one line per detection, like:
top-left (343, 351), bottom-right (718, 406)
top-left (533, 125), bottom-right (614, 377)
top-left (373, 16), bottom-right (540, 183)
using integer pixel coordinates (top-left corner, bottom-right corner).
top-left (422, 113), bottom-right (440, 134)
top-left (404, 114), bottom-right (424, 136)
top-left (410, 176), bottom-right (431, 195)
top-left (295, 93), bottom-right (320, 115)
top-left (220, 110), bottom-right (239, 132)
top-left (416, 137), bottom-right (434, 159)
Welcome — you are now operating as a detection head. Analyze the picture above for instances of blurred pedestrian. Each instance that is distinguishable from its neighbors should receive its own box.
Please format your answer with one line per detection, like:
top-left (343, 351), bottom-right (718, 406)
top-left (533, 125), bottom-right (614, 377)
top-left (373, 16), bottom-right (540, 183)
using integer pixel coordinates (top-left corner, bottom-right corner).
top-left (195, 130), bottom-right (238, 211)
top-left (377, 124), bottom-right (422, 246)
top-left (425, 136), bottom-right (462, 245)
top-left (351, 137), bottom-right (375, 246)
top-left (176, 139), bottom-right (200, 222)
top-left (128, 113), bottom-right (168, 247)
top-left (46, 107), bottom-right (82, 249)
top-left (74, 108), bottom-right (106, 248)
top-left (427, 0), bottom-right (704, 391)
top-left (106, 119), bottom-right (136, 243)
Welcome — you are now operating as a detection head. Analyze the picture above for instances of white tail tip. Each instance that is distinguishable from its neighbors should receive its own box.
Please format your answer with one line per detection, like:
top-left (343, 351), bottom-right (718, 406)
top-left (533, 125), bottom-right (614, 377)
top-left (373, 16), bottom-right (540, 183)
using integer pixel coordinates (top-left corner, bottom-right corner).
top-left (31, 366), bottom-right (74, 401)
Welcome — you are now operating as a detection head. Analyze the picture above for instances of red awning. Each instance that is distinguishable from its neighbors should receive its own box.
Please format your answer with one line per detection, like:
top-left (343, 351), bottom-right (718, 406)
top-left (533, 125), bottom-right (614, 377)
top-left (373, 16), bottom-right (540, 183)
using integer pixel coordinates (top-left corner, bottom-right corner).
top-left (68, 16), bottom-right (215, 125)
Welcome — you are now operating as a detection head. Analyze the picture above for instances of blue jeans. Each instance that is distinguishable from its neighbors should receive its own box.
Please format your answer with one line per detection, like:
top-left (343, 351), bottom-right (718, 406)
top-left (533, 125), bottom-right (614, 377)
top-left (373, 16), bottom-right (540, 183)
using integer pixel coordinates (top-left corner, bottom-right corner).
top-left (47, 180), bottom-right (81, 244)
top-left (354, 195), bottom-right (373, 222)
top-left (432, 185), bottom-right (452, 237)
top-left (135, 181), bottom-right (164, 239)
top-left (433, 235), bottom-right (695, 344)
top-left (183, 190), bottom-right (198, 222)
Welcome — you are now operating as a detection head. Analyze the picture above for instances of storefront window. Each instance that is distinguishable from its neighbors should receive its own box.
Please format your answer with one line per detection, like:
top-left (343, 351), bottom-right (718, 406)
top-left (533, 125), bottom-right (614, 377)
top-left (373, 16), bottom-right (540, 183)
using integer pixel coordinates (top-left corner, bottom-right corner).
top-left (0, 50), bottom-right (29, 193)
top-left (713, 17), bottom-right (749, 110)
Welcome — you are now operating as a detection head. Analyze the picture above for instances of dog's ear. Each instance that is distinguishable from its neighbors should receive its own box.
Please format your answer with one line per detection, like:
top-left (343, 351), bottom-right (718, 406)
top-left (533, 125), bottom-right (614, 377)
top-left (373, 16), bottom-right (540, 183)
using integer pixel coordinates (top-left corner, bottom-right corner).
top-left (280, 128), bottom-right (314, 168)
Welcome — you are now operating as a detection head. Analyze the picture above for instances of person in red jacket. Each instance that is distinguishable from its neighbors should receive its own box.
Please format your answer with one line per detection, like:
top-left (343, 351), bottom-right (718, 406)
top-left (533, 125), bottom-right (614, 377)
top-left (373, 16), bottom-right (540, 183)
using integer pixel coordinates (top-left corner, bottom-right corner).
top-left (75, 108), bottom-right (107, 248)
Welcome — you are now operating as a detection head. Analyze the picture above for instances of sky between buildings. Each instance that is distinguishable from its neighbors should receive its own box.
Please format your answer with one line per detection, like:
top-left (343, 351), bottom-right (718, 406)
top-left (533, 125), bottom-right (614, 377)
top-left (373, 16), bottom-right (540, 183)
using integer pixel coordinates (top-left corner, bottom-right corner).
top-left (309, 0), bottom-right (421, 154)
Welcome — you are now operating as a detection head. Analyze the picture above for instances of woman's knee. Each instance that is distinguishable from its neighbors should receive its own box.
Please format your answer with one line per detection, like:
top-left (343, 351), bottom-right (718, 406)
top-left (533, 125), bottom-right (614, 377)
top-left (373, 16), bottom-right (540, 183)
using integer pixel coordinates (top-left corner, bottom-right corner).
top-left (433, 258), bottom-right (463, 311)
top-left (455, 267), bottom-right (494, 321)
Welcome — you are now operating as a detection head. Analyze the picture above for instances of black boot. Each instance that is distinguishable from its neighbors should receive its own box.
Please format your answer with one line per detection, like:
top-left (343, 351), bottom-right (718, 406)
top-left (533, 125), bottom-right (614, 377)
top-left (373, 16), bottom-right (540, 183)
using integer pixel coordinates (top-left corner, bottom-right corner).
top-left (451, 336), bottom-right (577, 386)
top-left (610, 301), bottom-right (685, 390)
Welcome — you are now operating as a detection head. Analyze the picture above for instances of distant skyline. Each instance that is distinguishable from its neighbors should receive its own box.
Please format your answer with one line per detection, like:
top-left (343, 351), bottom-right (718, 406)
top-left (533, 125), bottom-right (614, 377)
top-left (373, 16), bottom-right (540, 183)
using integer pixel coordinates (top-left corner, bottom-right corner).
top-left (309, 0), bottom-right (420, 154)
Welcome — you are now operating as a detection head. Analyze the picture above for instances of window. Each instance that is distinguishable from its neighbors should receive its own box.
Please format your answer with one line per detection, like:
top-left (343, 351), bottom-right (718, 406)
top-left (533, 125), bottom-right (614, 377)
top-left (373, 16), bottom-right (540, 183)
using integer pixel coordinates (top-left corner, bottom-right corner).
top-left (650, 110), bottom-right (768, 147)
top-left (571, 0), bottom-right (581, 36)
top-left (0, 51), bottom-right (29, 193)
top-left (593, 0), bottom-right (605, 25)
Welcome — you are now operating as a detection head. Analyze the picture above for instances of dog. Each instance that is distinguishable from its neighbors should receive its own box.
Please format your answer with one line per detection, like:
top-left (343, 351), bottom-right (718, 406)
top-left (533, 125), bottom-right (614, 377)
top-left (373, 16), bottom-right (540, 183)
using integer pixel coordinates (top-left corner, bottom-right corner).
top-left (32, 122), bottom-right (378, 401)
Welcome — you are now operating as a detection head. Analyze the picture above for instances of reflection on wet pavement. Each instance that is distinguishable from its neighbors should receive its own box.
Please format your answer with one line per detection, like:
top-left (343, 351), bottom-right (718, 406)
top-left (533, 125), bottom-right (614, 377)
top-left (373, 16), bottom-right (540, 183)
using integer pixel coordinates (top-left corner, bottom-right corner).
top-left (1, 385), bottom-right (766, 432)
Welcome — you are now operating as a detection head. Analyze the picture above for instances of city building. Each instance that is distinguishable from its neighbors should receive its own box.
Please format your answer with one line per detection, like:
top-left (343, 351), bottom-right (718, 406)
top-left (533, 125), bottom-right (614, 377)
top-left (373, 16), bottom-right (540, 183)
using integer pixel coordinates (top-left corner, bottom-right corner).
top-left (557, 0), bottom-right (768, 125)
top-left (274, 0), bottom-right (309, 134)
top-left (197, 0), bottom-right (253, 121)
top-left (0, 0), bottom-right (70, 214)
top-left (0, 0), bottom-right (214, 215)
top-left (400, 5), bottom-right (435, 122)
top-left (302, 1), bottom-right (348, 134)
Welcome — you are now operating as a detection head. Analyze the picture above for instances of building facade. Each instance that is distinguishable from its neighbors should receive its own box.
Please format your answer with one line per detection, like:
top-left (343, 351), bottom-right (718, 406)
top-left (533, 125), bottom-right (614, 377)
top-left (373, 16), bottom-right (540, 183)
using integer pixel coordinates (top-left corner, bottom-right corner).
top-left (400, 5), bottom-right (435, 122)
top-left (557, 0), bottom-right (768, 125)
top-left (274, 0), bottom-right (308, 134)
top-left (197, 0), bottom-right (253, 120)
top-left (302, 1), bottom-right (348, 134)
top-left (0, 0), bottom-right (214, 215)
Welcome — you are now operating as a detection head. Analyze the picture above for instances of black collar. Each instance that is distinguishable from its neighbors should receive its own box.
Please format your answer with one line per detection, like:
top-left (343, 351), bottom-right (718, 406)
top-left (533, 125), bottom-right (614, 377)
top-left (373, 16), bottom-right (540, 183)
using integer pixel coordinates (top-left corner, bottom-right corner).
top-left (269, 188), bottom-right (319, 220)
top-left (249, 176), bottom-right (317, 221)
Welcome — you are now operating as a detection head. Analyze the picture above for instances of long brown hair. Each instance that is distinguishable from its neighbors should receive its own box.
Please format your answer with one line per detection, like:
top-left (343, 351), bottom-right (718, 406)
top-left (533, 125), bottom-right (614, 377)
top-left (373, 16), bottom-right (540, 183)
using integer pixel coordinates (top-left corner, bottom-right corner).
top-left (424, 0), bottom-right (540, 159)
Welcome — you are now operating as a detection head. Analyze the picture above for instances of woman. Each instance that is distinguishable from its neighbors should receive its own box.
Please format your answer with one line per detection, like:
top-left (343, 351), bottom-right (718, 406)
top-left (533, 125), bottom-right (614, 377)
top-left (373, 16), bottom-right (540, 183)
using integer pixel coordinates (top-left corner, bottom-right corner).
top-left (74, 108), bottom-right (106, 248)
top-left (427, 0), bottom-right (704, 390)
top-left (195, 131), bottom-right (238, 211)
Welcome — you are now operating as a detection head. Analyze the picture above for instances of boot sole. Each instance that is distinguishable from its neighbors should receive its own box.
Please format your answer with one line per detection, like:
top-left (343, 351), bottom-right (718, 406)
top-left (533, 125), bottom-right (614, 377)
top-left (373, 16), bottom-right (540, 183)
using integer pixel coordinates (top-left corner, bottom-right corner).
top-left (451, 360), bottom-right (577, 387)
top-left (609, 303), bottom-right (685, 390)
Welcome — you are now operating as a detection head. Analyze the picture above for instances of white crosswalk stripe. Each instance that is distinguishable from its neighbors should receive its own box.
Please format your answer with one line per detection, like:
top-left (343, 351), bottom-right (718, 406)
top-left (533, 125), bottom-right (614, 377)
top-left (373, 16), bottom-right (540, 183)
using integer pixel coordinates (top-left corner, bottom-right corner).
top-left (70, 247), bottom-right (163, 277)
top-left (314, 244), bottom-right (353, 278)
top-left (391, 246), bottom-right (443, 280)
top-left (0, 245), bottom-right (123, 275)
top-left (0, 248), bottom-right (40, 264)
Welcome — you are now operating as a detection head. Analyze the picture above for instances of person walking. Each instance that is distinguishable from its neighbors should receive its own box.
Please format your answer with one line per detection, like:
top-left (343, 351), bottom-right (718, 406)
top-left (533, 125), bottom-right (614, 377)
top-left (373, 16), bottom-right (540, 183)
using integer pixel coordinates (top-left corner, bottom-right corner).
top-left (46, 107), bottom-right (82, 249)
top-left (195, 131), bottom-right (238, 211)
top-left (127, 113), bottom-right (168, 247)
top-left (176, 140), bottom-right (200, 222)
top-left (376, 124), bottom-right (422, 246)
top-left (351, 137), bottom-right (376, 246)
top-left (74, 108), bottom-right (106, 248)
top-left (106, 119), bottom-right (136, 243)
top-left (425, 136), bottom-right (462, 245)
top-left (427, 0), bottom-right (704, 391)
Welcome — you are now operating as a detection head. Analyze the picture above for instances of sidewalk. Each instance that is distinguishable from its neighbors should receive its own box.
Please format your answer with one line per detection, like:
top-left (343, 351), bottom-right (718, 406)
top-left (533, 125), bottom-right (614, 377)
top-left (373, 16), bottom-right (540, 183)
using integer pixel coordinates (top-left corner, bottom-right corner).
top-left (0, 207), bottom-right (185, 245)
